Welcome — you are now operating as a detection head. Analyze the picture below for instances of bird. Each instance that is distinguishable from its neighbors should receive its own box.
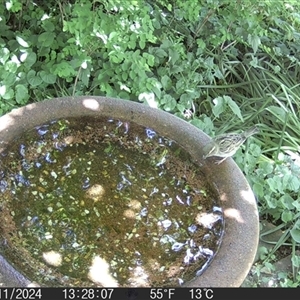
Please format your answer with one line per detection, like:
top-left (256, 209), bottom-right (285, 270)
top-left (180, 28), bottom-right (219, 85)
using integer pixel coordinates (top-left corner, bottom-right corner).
top-left (202, 125), bottom-right (259, 164)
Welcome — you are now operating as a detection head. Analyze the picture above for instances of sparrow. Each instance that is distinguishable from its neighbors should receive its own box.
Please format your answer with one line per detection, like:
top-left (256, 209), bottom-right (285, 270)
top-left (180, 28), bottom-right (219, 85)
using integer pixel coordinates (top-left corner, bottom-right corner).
top-left (203, 125), bottom-right (259, 164)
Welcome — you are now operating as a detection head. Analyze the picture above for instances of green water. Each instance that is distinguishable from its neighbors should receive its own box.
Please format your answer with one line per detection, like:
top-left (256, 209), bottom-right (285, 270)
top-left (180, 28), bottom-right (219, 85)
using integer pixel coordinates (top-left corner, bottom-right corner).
top-left (0, 117), bottom-right (224, 287)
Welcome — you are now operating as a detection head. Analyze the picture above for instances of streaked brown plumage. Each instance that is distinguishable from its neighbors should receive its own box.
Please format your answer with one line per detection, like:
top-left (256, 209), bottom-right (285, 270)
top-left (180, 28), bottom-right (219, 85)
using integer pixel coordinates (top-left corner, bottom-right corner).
top-left (203, 125), bottom-right (259, 164)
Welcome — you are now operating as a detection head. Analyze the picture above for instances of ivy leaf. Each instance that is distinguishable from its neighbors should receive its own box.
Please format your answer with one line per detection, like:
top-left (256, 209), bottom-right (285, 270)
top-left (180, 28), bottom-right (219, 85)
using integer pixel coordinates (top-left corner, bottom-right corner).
top-left (5, 61), bottom-right (18, 73)
top-left (281, 211), bottom-right (293, 223)
top-left (283, 174), bottom-right (300, 192)
top-left (248, 34), bottom-right (261, 54)
top-left (291, 225), bottom-right (300, 243)
top-left (292, 200), bottom-right (300, 211)
top-left (23, 52), bottom-right (37, 68)
top-left (291, 255), bottom-right (300, 268)
top-left (212, 96), bottom-right (225, 117)
top-left (53, 62), bottom-right (75, 78)
top-left (225, 96), bottom-right (244, 121)
top-left (257, 161), bottom-right (273, 176)
top-left (155, 87), bottom-right (163, 101)
top-left (266, 177), bottom-right (282, 193)
top-left (121, 72), bottom-right (128, 81)
top-left (15, 84), bottom-right (29, 104)
top-left (0, 48), bottom-right (10, 64)
top-left (39, 71), bottom-right (57, 84)
top-left (144, 53), bottom-right (154, 67)
top-left (266, 106), bottom-right (287, 123)
top-left (161, 95), bottom-right (176, 111)
top-left (169, 48), bottom-right (180, 64)
top-left (118, 91), bottom-right (130, 99)
top-left (42, 20), bottom-right (55, 32)
top-left (248, 143), bottom-right (261, 157)
top-left (16, 36), bottom-right (30, 48)
top-left (80, 68), bottom-right (90, 87)
top-left (253, 182), bottom-right (264, 198)
top-left (280, 194), bottom-right (294, 210)
top-left (3, 73), bottom-right (16, 86)
top-left (27, 70), bottom-right (43, 87)
top-left (139, 38), bottom-right (146, 50)
top-left (38, 32), bottom-right (55, 47)
top-left (161, 75), bottom-right (172, 89)
top-left (129, 34), bottom-right (137, 49)
top-left (179, 93), bottom-right (192, 107)
top-left (2, 87), bottom-right (14, 100)
top-left (153, 48), bottom-right (167, 59)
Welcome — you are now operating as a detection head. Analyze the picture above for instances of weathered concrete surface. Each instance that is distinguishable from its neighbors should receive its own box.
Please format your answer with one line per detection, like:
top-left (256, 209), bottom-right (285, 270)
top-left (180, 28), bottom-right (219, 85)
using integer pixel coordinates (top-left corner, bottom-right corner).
top-left (0, 96), bottom-right (259, 287)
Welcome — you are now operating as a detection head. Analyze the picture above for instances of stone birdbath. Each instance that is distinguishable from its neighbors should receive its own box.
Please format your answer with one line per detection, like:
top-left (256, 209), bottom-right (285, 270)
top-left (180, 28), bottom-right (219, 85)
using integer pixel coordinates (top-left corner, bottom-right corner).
top-left (0, 96), bottom-right (259, 287)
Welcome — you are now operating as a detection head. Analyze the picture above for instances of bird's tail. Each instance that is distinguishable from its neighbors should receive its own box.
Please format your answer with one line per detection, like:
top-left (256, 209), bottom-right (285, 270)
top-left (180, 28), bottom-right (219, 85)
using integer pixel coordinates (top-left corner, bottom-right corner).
top-left (243, 125), bottom-right (260, 138)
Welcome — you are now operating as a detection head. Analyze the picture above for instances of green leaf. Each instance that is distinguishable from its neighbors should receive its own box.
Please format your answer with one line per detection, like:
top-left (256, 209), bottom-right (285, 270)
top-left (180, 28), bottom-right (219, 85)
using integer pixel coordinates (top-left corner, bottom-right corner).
top-left (153, 48), bottom-right (167, 59)
top-left (264, 194), bottom-right (277, 209)
top-left (197, 38), bottom-right (206, 50)
top-left (225, 96), bottom-right (244, 121)
top-left (169, 48), bottom-right (180, 64)
top-left (42, 20), bottom-right (55, 32)
top-left (15, 84), bottom-right (29, 104)
top-left (5, 61), bottom-right (18, 73)
top-left (16, 36), bottom-right (30, 48)
top-left (139, 38), bottom-right (146, 50)
top-left (253, 183), bottom-right (264, 198)
top-left (39, 71), bottom-right (57, 84)
top-left (2, 87), bottom-right (14, 100)
top-left (291, 255), bottom-right (300, 268)
top-left (161, 95), bottom-right (176, 111)
top-left (129, 34), bottom-right (137, 49)
top-left (121, 72), bottom-right (128, 81)
top-left (290, 227), bottom-right (300, 243)
top-left (27, 70), bottom-right (43, 87)
top-left (6, 1), bottom-right (22, 12)
top-left (266, 177), bottom-right (283, 193)
top-left (166, 3), bottom-right (172, 11)
top-left (212, 96), bottom-right (225, 117)
top-left (80, 68), bottom-right (90, 87)
top-left (3, 73), bottom-right (16, 86)
top-left (176, 104), bottom-right (186, 113)
top-left (169, 65), bottom-right (183, 74)
top-left (280, 194), bottom-right (294, 210)
top-left (145, 53), bottom-right (154, 67)
top-left (118, 91), bottom-right (130, 99)
top-left (23, 52), bottom-right (37, 68)
top-left (281, 211), bottom-right (293, 223)
top-left (266, 106), bottom-right (287, 122)
top-left (152, 85), bottom-right (161, 99)
top-left (53, 62), bottom-right (76, 78)
top-left (248, 34), bottom-right (261, 54)
top-left (248, 143), bottom-right (261, 157)
top-left (38, 32), bottom-right (55, 47)
top-left (190, 119), bottom-right (205, 130)
top-left (108, 31), bottom-right (118, 41)
top-left (110, 53), bottom-right (123, 64)
top-left (161, 75), bottom-right (172, 89)
top-left (0, 48), bottom-right (10, 64)
top-left (292, 200), bottom-right (300, 211)
top-left (287, 175), bottom-right (300, 192)
top-left (258, 161), bottom-right (273, 176)
top-left (179, 93), bottom-right (193, 107)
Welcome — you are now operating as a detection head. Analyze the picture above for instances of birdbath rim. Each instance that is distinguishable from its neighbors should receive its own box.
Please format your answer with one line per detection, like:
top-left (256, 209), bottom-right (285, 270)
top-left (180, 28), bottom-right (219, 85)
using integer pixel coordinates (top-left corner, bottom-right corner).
top-left (0, 96), bottom-right (259, 287)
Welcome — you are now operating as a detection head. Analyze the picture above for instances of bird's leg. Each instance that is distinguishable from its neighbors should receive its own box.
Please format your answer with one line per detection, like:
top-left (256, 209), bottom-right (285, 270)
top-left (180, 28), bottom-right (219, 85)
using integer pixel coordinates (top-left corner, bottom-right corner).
top-left (215, 157), bottom-right (228, 165)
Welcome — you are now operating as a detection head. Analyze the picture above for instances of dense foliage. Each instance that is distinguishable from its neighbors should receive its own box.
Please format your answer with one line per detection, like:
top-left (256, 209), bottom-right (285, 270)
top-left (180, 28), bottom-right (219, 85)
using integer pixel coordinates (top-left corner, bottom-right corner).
top-left (1, 0), bottom-right (300, 286)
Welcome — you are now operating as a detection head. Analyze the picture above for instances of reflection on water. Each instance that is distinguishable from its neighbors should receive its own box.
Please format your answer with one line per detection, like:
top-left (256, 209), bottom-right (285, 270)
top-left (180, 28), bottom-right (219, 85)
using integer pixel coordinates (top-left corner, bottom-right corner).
top-left (0, 117), bottom-right (224, 287)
